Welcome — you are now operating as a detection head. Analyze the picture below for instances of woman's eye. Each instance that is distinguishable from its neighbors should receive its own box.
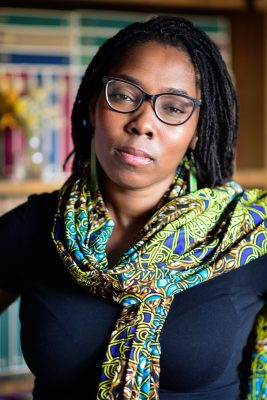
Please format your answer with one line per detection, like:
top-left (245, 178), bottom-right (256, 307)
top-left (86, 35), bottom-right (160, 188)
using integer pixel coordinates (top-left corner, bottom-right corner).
top-left (110, 91), bottom-right (135, 103)
top-left (163, 105), bottom-right (184, 115)
top-left (114, 93), bottom-right (132, 101)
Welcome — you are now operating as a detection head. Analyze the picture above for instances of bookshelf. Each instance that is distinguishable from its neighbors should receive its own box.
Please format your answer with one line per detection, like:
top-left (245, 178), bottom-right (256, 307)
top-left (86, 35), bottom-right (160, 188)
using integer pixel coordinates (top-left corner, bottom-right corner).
top-left (0, 6), bottom-right (266, 200)
top-left (0, 179), bottom-right (62, 196)
top-left (0, 8), bottom-right (265, 218)
top-left (1, 7), bottom-right (255, 216)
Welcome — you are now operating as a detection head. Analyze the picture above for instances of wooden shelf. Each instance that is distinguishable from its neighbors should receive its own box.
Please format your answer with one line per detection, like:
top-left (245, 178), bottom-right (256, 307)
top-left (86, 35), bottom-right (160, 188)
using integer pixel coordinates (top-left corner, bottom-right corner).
top-left (0, 373), bottom-right (34, 395)
top-left (57, 0), bottom-right (247, 8)
top-left (0, 179), bottom-right (63, 196)
top-left (0, 0), bottom-right (247, 9)
top-left (0, 168), bottom-right (265, 199)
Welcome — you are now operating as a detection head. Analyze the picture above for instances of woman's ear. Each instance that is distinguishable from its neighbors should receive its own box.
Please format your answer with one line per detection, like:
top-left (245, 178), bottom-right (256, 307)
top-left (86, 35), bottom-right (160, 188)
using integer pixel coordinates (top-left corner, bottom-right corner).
top-left (189, 134), bottom-right (198, 150)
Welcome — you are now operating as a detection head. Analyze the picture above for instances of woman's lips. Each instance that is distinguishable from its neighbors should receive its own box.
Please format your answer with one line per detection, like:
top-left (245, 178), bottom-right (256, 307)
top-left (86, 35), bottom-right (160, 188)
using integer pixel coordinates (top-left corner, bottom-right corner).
top-left (114, 147), bottom-right (154, 166)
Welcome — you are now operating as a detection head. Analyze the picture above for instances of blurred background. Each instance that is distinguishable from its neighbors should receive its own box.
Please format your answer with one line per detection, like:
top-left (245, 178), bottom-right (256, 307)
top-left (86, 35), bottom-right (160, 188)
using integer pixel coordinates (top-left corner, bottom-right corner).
top-left (0, 0), bottom-right (266, 398)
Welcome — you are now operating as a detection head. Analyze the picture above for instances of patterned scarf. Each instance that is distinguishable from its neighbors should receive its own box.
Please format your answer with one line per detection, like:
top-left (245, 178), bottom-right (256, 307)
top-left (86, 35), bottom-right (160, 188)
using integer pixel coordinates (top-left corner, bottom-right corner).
top-left (52, 158), bottom-right (267, 399)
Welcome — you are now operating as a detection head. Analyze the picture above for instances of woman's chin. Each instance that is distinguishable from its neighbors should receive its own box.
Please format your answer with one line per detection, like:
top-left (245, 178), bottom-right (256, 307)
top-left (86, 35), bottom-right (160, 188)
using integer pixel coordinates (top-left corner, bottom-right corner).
top-left (101, 170), bottom-right (157, 191)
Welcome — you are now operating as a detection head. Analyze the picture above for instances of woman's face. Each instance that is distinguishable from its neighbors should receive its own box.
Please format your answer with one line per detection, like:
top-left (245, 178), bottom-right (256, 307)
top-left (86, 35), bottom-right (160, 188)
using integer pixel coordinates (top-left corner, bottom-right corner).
top-left (90, 41), bottom-right (201, 191)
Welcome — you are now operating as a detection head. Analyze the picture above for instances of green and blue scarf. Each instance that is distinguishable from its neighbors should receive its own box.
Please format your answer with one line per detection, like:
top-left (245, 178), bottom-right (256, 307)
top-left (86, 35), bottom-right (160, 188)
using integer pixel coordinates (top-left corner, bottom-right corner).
top-left (52, 158), bottom-right (267, 399)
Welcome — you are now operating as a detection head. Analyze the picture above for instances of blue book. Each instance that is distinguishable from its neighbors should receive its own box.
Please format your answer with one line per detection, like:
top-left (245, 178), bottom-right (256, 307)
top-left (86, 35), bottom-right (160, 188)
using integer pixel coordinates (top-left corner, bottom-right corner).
top-left (0, 53), bottom-right (70, 65)
top-left (0, 13), bottom-right (69, 27)
top-left (0, 309), bottom-right (9, 371)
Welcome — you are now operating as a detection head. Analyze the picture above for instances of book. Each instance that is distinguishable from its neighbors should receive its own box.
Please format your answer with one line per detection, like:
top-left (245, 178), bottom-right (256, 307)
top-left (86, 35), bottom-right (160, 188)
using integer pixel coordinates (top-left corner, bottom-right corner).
top-left (0, 300), bottom-right (28, 375)
top-left (0, 13), bottom-right (70, 27)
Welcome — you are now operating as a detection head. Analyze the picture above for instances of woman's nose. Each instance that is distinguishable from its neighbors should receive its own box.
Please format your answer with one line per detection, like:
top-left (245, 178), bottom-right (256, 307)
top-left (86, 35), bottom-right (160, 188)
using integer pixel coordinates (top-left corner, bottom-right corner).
top-left (125, 101), bottom-right (157, 139)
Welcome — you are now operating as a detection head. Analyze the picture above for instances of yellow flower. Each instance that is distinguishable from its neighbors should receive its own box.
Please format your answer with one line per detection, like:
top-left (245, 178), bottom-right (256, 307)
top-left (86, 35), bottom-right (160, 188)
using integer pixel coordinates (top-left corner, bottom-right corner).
top-left (0, 89), bottom-right (27, 130)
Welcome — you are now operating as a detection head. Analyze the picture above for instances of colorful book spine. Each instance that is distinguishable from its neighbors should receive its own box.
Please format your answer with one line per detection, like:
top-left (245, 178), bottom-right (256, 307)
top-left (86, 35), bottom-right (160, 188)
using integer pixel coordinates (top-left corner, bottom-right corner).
top-left (0, 310), bottom-right (9, 371)
top-left (0, 9), bottom-right (75, 181)
top-left (0, 300), bottom-right (28, 375)
top-left (0, 13), bottom-right (70, 27)
top-left (0, 53), bottom-right (70, 65)
top-left (0, 66), bottom-right (75, 180)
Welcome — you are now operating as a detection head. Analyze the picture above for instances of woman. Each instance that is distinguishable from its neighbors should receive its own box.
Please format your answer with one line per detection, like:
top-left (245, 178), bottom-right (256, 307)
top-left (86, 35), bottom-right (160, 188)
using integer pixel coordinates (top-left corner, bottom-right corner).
top-left (0, 15), bottom-right (267, 400)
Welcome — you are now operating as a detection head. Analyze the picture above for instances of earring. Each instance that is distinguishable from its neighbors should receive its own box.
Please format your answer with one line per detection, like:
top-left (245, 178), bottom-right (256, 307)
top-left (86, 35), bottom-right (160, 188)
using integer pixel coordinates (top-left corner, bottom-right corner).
top-left (90, 137), bottom-right (98, 191)
top-left (189, 151), bottom-right (198, 193)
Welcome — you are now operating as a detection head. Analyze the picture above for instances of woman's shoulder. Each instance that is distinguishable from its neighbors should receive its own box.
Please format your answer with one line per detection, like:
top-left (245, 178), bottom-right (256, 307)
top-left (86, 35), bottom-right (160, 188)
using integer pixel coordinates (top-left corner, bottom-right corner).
top-left (0, 191), bottom-right (59, 292)
top-left (1, 190), bottom-right (58, 220)
top-left (0, 190), bottom-right (59, 238)
top-left (248, 253), bottom-right (267, 269)
top-left (226, 253), bottom-right (267, 296)
top-left (27, 190), bottom-right (59, 218)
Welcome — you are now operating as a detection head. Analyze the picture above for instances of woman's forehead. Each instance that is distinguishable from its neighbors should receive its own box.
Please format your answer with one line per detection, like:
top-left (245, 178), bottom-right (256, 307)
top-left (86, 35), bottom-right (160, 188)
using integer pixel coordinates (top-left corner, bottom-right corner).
top-left (108, 41), bottom-right (198, 95)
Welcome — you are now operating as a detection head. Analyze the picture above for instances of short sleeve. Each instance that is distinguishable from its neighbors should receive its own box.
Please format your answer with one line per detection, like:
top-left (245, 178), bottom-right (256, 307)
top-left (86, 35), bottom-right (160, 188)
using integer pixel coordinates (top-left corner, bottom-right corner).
top-left (0, 192), bottom-right (58, 293)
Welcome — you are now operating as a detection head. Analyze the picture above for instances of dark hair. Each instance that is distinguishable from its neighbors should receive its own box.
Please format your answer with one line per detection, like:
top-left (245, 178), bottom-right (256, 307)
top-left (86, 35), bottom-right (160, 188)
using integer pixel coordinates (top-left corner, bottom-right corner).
top-left (70, 15), bottom-right (239, 187)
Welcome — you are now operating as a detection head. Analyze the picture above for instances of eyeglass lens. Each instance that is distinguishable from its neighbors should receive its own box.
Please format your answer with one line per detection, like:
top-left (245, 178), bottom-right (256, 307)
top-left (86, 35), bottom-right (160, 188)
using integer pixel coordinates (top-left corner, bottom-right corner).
top-left (105, 79), bottom-right (196, 125)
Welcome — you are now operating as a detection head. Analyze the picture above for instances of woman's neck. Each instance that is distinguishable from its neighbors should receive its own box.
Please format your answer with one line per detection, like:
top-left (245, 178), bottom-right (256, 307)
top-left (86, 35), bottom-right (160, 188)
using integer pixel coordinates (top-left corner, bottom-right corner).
top-left (100, 173), bottom-right (173, 229)
top-left (100, 172), bottom-right (173, 265)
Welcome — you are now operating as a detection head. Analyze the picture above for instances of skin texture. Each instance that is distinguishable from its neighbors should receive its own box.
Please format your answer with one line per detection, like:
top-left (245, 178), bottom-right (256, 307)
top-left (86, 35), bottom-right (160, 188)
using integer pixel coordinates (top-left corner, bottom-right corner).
top-left (89, 42), bottom-right (201, 264)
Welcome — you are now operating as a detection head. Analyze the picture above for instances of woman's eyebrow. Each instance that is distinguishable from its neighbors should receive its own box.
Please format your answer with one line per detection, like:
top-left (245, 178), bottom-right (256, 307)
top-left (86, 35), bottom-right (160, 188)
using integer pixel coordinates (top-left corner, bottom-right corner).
top-left (164, 88), bottom-right (188, 96)
top-left (115, 73), bottom-right (141, 85)
top-left (115, 73), bottom-right (189, 96)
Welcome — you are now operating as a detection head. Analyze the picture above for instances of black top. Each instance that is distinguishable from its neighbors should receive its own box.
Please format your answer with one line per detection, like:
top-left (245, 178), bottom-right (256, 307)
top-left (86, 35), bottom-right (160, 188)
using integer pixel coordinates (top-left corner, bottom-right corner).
top-left (0, 192), bottom-right (267, 400)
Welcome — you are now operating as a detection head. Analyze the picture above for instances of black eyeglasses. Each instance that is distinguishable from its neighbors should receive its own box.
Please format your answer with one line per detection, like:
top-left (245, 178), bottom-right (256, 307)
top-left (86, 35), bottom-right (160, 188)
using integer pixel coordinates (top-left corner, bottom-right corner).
top-left (102, 76), bottom-right (202, 126)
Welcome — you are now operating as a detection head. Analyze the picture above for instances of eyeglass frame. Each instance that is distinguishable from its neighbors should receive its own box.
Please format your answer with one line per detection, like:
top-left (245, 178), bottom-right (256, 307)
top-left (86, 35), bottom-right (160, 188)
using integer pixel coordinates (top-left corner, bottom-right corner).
top-left (101, 76), bottom-right (202, 126)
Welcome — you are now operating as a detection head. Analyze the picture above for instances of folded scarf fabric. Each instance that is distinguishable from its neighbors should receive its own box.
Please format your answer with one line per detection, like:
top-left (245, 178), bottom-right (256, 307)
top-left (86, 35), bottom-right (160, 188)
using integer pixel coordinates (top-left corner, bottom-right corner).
top-left (52, 158), bottom-right (267, 400)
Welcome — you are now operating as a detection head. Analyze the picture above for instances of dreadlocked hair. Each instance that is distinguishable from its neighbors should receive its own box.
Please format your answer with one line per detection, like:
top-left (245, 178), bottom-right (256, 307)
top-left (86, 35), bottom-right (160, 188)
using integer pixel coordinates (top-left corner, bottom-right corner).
top-left (70, 15), bottom-right (239, 187)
